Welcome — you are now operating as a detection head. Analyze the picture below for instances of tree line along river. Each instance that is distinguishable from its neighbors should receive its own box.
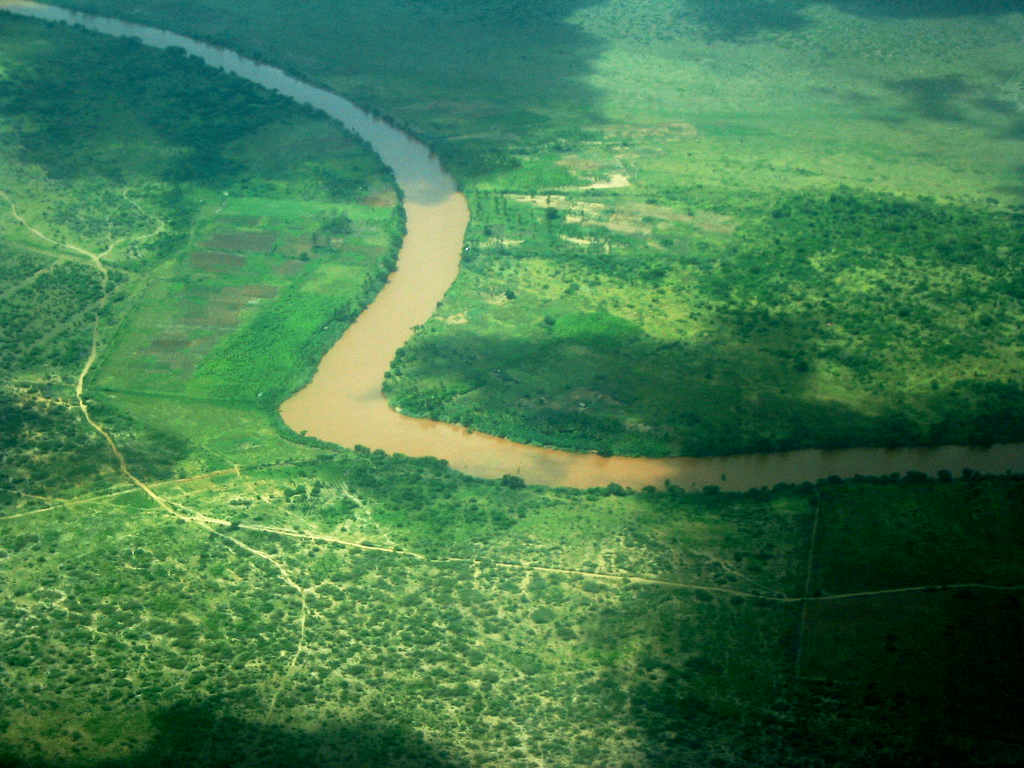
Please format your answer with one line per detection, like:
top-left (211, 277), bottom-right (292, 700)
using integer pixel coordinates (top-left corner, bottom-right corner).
top-left (5, 0), bottom-right (1022, 490)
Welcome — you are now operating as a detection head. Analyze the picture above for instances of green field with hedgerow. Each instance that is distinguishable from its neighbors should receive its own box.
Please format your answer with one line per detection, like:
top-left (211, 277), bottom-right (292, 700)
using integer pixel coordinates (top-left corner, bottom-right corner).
top-left (2, 4), bottom-right (1024, 768)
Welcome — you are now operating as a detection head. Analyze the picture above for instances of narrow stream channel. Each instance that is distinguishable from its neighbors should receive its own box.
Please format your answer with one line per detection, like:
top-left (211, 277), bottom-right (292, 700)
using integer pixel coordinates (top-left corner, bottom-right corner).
top-left (5, 0), bottom-right (1022, 490)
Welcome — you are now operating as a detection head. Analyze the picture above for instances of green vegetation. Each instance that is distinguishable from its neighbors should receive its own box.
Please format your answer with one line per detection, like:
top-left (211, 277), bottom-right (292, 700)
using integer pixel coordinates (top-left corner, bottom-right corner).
top-left (2, 6), bottom-right (1023, 768)
top-left (0, 13), bottom-right (402, 409)
top-left (95, 192), bottom-right (402, 404)
top-left (0, 10), bottom-right (399, 502)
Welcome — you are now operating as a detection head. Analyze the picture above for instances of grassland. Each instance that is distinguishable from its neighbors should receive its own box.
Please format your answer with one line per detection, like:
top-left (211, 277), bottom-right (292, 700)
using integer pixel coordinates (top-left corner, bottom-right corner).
top-left (57, 0), bottom-right (1024, 456)
top-left (1, 6), bottom-right (1023, 768)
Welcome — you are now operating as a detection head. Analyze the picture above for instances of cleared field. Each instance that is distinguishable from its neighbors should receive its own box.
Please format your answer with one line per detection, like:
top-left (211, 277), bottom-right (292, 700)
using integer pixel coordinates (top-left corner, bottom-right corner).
top-left (96, 194), bottom-right (401, 401)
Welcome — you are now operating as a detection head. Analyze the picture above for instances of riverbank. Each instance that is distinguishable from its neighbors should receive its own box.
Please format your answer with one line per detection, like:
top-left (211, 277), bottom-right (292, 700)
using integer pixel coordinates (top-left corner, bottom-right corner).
top-left (44, 0), bottom-right (1024, 465)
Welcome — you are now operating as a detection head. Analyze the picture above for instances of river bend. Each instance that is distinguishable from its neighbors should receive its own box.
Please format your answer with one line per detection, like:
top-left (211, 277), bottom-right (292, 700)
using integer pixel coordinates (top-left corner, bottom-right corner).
top-left (5, 0), bottom-right (1022, 490)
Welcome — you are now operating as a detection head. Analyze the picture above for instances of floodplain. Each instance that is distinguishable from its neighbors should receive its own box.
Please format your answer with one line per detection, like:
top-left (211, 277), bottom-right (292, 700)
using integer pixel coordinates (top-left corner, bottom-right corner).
top-left (54, 0), bottom-right (1024, 457)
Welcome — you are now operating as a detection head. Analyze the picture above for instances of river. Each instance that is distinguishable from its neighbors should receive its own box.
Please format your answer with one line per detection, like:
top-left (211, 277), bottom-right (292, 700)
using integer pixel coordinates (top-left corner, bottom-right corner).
top-left (4, 0), bottom-right (1022, 491)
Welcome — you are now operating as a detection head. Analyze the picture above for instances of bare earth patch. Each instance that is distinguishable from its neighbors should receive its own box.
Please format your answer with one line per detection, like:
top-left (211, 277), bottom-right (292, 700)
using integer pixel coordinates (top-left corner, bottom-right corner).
top-left (200, 229), bottom-right (279, 253)
top-left (190, 251), bottom-right (246, 273)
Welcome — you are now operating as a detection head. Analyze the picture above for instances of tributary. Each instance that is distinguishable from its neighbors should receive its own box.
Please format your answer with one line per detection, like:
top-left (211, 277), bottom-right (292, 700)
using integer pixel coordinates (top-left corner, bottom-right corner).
top-left (6, 0), bottom-right (1022, 490)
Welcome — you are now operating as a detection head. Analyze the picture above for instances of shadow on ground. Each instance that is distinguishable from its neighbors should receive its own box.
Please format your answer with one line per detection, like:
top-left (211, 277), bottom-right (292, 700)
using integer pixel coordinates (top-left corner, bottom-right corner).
top-left (0, 701), bottom-right (464, 768)
top-left (827, 0), bottom-right (1024, 18)
top-left (686, 0), bottom-right (1024, 39)
top-left (42, 0), bottom-right (612, 182)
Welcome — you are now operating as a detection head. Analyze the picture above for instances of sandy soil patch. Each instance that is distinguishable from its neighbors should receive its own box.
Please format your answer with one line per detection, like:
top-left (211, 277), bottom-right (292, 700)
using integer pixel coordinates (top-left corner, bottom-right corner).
top-left (583, 173), bottom-right (631, 189)
top-left (512, 194), bottom-right (735, 236)
top-left (560, 235), bottom-right (597, 246)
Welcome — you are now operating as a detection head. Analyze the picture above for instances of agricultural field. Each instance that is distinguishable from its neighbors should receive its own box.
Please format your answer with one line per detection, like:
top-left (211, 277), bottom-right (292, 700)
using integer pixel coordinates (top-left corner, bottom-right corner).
top-left (95, 191), bottom-right (401, 404)
top-left (1, 5), bottom-right (1023, 768)
top-left (0, 8), bottom-right (403, 405)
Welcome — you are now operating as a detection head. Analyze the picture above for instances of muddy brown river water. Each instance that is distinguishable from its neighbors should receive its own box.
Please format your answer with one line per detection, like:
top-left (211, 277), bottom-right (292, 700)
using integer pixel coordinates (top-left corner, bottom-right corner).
top-left (6, 0), bottom-right (1022, 490)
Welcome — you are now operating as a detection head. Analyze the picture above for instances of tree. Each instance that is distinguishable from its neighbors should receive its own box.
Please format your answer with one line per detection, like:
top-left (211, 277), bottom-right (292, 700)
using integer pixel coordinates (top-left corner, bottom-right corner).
top-left (500, 474), bottom-right (525, 489)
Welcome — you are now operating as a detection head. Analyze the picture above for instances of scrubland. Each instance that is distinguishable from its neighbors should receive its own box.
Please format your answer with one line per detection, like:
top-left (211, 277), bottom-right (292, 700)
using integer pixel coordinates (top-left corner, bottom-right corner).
top-left (2, 4), bottom-right (1023, 767)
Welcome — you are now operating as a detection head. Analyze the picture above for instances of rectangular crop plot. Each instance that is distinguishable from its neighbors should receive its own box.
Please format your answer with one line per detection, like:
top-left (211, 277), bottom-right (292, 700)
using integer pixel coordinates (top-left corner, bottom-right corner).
top-left (221, 285), bottom-right (278, 300)
top-left (148, 336), bottom-right (192, 351)
top-left (190, 251), bottom-right (246, 273)
top-left (216, 215), bottom-right (261, 227)
top-left (200, 229), bottom-right (279, 253)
